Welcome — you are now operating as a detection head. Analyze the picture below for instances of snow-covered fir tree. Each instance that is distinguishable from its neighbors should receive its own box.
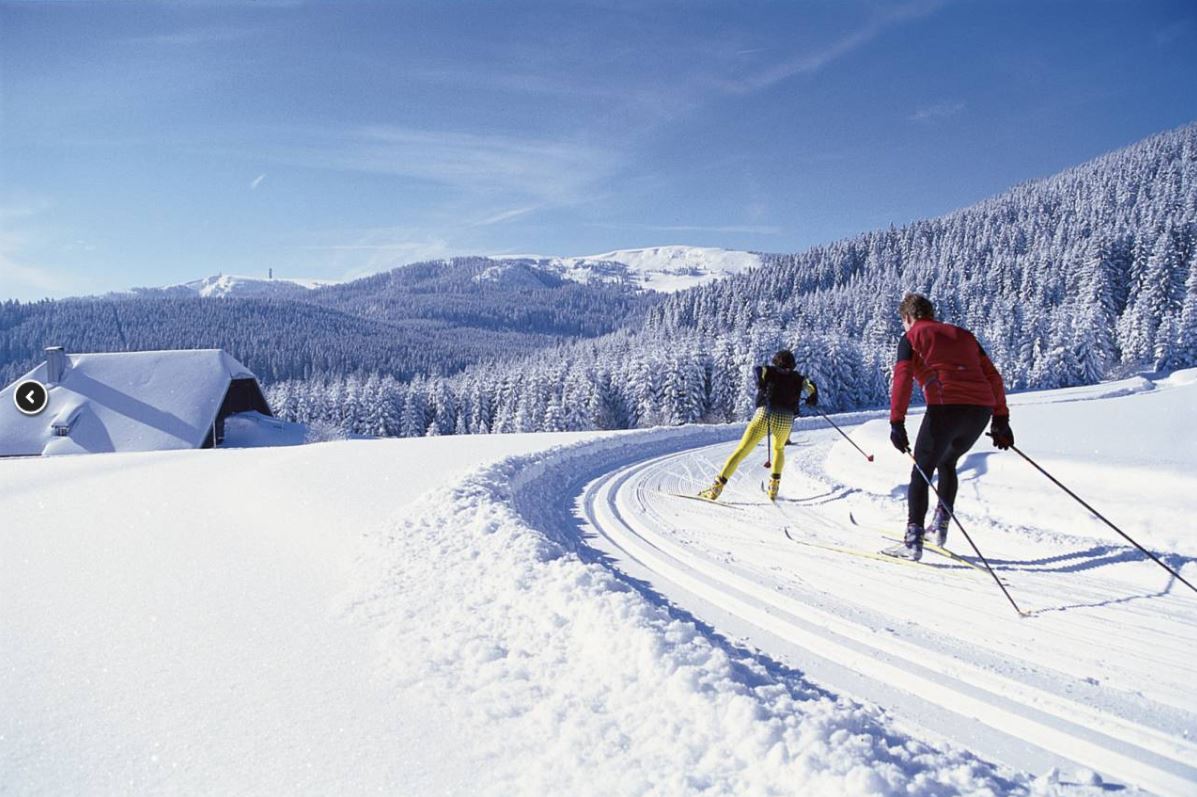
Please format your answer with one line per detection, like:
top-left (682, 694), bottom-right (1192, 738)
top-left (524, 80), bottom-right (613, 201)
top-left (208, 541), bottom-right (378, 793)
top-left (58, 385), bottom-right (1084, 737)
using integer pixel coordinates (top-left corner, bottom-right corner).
top-left (267, 122), bottom-right (1197, 438)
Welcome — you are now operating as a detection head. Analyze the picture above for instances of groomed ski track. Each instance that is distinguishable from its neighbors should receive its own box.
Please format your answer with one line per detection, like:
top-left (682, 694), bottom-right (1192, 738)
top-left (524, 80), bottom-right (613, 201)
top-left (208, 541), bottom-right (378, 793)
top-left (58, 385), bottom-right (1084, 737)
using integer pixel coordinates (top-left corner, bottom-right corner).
top-left (502, 420), bottom-right (1197, 795)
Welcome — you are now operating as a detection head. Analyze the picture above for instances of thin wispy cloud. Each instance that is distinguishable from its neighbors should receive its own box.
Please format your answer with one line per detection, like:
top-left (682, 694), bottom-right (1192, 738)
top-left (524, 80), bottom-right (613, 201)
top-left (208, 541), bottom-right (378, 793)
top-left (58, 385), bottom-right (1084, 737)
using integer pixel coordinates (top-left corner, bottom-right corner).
top-left (7, 0), bottom-right (1187, 292)
top-left (0, 210), bottom-right (106, 299)
top-left (294, 226), bottom-right (456, 275)
top-left (0, 207), bottom-right (56, 296)
top-left (590, 222), bottom-right (783, 236)
top-left (408, 64), bottom-right (700, 126)
top-left (0, 253), bottom-right (67, 296)
top-left (473, 206), bottom-right (539, 227)
top-left (725, 0), bottom-right (943, 93)
top-left (273, 125), bottom-right (618, 204)
top-left (124, 26), bottom-right (253, 47)
top-left (406, 65), bottom-right (609, 101)
top-left (0, 236), bottom-right (89, 299)
top-left (0, 199), bottom-right (54, 222)
top-left (297, 243), bottom-right (438, 251)
top-left (344, 237), bottom-right (455, 276)
top-left (909, 101), bottom-right (965, 122)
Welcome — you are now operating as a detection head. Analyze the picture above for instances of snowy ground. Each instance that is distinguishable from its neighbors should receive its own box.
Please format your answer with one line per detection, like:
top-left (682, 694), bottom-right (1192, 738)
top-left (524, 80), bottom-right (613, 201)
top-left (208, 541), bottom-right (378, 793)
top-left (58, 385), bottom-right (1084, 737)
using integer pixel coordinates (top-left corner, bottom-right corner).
top-left (498, 245), bottom-right (763, 292)
top-left (2, 372), bottom-right (1195, 795)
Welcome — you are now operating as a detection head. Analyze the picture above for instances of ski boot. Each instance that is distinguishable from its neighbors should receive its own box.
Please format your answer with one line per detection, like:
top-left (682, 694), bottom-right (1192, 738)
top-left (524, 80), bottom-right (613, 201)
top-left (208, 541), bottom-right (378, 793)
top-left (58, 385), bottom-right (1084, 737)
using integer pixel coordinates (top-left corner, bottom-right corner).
top-left (882, 523), bottom-right (924, 561)
top-left (766, 474), bottom-right (781, 502)
top-left (698, 476), bottom-right (727, 501)
top-left (930, 504), bottom-right (951, 547)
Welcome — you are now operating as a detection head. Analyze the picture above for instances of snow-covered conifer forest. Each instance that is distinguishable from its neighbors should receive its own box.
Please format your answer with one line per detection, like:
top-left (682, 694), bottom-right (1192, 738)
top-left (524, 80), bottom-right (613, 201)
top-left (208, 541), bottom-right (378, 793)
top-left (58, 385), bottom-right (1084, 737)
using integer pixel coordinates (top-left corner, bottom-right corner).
top-left (263, 123), bottom-right (1197, 437)
top-left (0, 258), bottom-right (657, 385)
top-left (2, 123), bottom-right (1195, 437)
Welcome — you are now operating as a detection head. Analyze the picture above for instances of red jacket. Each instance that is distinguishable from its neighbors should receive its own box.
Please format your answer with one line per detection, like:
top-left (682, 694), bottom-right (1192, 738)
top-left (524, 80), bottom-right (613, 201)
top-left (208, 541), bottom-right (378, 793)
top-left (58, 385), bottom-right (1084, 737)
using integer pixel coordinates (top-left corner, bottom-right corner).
top-left (890, 319), bottom-right (1008, 423)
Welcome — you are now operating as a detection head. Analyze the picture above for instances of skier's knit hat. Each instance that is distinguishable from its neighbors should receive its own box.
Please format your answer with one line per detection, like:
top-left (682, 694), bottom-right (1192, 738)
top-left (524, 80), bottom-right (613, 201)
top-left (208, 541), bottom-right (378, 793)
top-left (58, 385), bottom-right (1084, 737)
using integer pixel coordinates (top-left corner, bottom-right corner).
top-left (772, 349), bottom-right (796, 369)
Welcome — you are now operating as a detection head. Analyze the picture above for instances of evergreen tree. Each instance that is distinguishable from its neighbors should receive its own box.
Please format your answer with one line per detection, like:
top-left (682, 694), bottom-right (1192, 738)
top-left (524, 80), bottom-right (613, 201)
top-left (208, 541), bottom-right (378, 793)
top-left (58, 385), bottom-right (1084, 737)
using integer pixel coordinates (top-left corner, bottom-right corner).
top-left (543, 395), bottom-right (565, 432)
top-left (1073, 239), bottom-right (1119, 382)
top-left (1174, 256), bottom-right (1197, 367)
top-left (88, 121), bottom-right (1195, 439)
top-left (401, 378), bottom-right (428, 437)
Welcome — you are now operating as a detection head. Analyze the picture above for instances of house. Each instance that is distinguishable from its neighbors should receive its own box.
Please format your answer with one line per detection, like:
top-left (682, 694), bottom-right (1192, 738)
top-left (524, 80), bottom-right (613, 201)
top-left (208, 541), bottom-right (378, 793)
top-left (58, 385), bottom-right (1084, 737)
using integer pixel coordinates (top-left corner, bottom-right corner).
top-left (0, 347), bottom-right (273, 457)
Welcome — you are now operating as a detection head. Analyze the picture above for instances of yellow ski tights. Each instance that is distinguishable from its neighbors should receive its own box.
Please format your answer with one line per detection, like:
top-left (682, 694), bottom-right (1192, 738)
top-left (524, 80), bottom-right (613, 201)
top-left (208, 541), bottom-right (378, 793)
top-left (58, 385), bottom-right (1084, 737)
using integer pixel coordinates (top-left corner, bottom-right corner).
top-left (718, 408), bottom-right (793, 482)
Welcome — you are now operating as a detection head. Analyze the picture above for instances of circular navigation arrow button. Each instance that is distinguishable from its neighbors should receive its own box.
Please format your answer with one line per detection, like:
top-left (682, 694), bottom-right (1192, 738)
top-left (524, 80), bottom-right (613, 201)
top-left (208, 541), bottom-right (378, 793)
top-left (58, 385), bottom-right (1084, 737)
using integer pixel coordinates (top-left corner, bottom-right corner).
top-left (14, 379), bottom-right (49, 416)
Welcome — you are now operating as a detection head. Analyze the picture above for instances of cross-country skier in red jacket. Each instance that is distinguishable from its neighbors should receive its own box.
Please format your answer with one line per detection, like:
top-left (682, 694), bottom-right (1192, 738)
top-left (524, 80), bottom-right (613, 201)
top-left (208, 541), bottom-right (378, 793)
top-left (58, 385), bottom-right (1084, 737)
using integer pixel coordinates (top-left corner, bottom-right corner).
top-left (885, 293), bottom-right (1014, 561)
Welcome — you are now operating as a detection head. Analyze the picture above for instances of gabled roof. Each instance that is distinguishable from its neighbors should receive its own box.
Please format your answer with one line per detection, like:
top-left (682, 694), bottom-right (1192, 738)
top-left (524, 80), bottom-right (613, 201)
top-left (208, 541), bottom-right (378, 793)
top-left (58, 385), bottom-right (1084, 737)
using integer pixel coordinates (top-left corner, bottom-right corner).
top-left (0, 349), bottom-right (260, 456)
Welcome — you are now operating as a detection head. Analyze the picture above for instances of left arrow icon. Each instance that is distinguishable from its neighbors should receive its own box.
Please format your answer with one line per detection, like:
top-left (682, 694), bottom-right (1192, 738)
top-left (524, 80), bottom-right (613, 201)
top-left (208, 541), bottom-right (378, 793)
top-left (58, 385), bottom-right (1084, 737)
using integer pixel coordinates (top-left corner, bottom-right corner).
top-left (14, 380), bottom-right (49, 415)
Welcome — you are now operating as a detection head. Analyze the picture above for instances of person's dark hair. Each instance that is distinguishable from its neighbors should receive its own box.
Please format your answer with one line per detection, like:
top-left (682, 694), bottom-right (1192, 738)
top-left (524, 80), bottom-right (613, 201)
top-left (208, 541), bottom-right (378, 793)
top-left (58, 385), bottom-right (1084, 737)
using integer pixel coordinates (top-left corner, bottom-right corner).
top-left (772, 349), bottom-right (796, 369)
top-left (898, 292), bottom-right (935, 321)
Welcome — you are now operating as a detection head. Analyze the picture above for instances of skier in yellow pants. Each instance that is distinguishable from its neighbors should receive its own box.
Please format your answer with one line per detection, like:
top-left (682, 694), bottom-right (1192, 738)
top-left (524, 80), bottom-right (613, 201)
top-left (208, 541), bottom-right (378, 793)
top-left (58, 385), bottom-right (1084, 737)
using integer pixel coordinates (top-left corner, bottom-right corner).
top-left (699, 349), bottom-right (818, 502)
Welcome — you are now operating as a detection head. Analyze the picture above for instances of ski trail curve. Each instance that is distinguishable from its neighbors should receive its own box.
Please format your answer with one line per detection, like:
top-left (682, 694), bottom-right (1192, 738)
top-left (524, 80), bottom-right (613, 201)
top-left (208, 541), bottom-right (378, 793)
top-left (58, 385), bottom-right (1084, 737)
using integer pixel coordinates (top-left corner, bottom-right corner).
top-left (498, 423), bottom-right (1197, 795)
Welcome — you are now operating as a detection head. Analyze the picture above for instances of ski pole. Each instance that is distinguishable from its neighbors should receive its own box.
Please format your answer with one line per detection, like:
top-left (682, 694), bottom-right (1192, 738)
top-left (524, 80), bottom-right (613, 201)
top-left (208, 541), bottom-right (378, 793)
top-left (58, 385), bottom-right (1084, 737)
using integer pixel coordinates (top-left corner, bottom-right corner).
top-left (907, 450), bottom-right (1027, 617)
top-left (814, 406), bottom-right (874, 462)
top-left (992, 436), bottom-right (1197, 597)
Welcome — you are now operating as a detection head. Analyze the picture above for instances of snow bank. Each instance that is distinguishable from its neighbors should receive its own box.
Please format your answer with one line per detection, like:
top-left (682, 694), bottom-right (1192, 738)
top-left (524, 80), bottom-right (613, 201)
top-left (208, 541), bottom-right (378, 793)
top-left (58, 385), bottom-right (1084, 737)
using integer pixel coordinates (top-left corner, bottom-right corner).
top-left (8, 374), bottom-right (1187, 794)
top-left (352, 426), bottom-right (1036, 795)
top-left (0, 432), bottom-right (599, 794)
top-left (222, 410), bottom-right (309, 447)
top-left (825, 371), bottom-right (1197, 556)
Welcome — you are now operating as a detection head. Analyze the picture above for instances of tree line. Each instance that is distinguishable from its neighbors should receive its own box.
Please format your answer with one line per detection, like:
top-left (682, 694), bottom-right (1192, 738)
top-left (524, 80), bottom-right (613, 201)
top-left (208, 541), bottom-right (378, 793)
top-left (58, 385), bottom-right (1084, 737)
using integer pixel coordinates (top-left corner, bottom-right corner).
top-left (0, 259), bottom-right (656, 386)
top-left (269, 122), bottom-right (1197, 437)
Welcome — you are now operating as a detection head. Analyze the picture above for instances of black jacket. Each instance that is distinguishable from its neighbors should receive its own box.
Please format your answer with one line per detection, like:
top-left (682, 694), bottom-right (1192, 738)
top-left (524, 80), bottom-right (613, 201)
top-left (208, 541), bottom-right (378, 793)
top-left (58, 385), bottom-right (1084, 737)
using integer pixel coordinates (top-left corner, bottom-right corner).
top-left (753, 365), bottom-right (813, 414)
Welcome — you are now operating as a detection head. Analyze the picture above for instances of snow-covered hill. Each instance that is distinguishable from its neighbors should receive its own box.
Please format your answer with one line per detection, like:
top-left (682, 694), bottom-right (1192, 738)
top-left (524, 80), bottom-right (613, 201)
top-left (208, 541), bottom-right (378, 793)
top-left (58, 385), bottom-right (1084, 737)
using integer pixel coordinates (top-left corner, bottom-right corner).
top-left (119, 246), bottom-right (758, 301)
top-left (499, 245), bottom-right (763, 292)
top-left (126, 273), bottom-right (336, 299)
top-left (3, 372), bottom-right (1195, 794)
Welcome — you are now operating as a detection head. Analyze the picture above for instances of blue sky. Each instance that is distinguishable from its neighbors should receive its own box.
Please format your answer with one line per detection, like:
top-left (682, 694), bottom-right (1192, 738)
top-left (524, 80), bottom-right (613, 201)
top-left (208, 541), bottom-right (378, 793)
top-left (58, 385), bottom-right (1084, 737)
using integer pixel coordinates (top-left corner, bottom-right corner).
top-left (2, 0), bottom-right (1195, 299)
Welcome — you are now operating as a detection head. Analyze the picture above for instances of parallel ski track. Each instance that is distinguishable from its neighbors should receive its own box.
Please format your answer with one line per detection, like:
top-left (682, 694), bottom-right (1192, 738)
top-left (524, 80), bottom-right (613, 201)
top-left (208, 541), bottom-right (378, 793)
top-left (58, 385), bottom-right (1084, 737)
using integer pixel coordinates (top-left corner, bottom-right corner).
top-left (577, 439), bottom-right (1197, 796)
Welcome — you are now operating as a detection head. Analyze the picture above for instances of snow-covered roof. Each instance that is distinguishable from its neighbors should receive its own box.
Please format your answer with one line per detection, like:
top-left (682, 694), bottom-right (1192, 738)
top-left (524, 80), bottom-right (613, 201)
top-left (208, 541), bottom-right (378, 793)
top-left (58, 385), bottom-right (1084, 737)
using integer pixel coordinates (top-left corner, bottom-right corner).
top-left (0, 349), bottom-right (260, 456)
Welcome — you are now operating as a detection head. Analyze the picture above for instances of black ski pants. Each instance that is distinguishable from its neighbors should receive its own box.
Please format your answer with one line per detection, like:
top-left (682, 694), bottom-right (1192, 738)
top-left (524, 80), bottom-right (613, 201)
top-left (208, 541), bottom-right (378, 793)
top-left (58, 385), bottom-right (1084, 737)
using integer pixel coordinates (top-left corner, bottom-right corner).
top-left (908, 405), bottom-right (992, 528)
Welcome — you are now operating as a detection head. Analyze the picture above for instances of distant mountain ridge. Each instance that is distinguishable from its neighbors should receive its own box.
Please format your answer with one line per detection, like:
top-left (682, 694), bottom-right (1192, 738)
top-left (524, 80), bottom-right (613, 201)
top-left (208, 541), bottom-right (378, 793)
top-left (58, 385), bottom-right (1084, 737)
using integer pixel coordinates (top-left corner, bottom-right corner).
top-left (124, 273), bottom-right (335, 299)
top-left (116, 245), bottom-right (761, 300)
top-left (0, 247), bottom-right (756, 385)
top-left (0, 254), bottom-right (667, 385)
top-left (263, 121), bottom-right (1197, 438)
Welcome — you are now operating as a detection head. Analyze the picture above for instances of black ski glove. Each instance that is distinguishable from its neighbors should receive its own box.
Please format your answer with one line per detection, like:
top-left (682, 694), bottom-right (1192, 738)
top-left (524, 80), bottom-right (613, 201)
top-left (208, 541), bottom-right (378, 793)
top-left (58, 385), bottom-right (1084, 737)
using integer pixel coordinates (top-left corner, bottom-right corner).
top-left (890, 421), bottom-right (909, 453)
top-left (803, 380), bottom-right (818, 407)
top-left (990, 416), bottom-right (1014, 450)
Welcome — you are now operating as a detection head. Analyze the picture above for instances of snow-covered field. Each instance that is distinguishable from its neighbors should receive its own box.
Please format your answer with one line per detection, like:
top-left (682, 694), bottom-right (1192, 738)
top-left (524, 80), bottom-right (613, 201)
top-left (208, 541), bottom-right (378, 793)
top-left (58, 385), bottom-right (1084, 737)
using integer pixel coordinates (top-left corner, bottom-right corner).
top-left (499, 245), bottom-right (763, 292)
top-left (123, 273), bottom-right (335, 299)
top-left (2, 372), bottom-right (1195, 795)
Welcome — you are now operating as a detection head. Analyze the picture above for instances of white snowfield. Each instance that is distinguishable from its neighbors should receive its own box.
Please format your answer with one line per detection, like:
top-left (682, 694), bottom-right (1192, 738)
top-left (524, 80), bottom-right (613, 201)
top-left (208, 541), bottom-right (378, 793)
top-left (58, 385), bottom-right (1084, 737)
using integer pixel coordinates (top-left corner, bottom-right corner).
top-left (500, 245), bottom-right (764, 292)
top-left (126, 273), bottom-right (335, 298)
top-left (123, 245), bottom-right (760, 300)
top-left (2, 372), bottom-right (1195, 795)
top-left (558, 246), bottom-right (763, 292)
